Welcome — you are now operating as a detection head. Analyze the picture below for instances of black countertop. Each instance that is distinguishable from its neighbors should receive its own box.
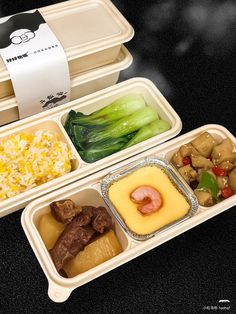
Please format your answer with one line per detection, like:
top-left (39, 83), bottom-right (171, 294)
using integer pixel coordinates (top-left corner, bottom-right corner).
top-left (0, 1), bottom-right (235, 313)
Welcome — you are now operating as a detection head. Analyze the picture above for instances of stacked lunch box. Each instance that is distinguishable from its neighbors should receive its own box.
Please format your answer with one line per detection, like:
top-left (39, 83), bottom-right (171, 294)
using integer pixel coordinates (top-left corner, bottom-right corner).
top-left (0, 0), bottom-right (236, 303)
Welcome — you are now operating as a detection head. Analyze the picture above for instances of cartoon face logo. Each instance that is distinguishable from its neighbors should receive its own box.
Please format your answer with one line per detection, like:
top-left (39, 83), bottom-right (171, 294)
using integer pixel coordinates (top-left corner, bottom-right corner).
top-left (10, 29), bottom-right (35, 45)
top-left (0, 10), bottom-right (45, 49)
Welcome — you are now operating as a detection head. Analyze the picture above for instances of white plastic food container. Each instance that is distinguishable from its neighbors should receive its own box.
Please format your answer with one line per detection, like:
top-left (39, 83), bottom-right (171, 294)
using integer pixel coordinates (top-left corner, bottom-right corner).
top-left (0, 45), bottom-right (132, 126)
top-left (0, 0), bottom-right (134, 99)
top-left (21, 124), bottom-right (236, 302)
top-left (0, 78), bottom-right (182, 218)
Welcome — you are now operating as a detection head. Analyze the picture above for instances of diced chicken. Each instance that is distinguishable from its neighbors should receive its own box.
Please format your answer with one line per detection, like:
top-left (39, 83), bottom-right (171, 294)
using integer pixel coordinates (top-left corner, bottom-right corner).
top-left (211, 138), bottom-right (236, 165)
top-left (178, 164), bottom-right (197, 184)
top-left (191, 155), bottom-right (213, 169)
top-left (194, 189), bottom-right (214, 207)
top-left (229, 168), bottom-right (236, 193)
top-left (180, 143), bottom-right (199, 157)
top-left (216, 176), bottom-right (229, 189)
top-left (219, 160), bottom-right (235, 171)
top-left (171, 150), bottom-right (184, 168)
top-left (191, 132), bottom-right (216, 157)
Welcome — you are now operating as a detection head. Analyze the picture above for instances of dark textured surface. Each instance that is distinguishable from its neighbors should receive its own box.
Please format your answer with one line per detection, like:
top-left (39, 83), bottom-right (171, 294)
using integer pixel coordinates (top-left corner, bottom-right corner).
top-left (0, 0), bottom-right (236, 313)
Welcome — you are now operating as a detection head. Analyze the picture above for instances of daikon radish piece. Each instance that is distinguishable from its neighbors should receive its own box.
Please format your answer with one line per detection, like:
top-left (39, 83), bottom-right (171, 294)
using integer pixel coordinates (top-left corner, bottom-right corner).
top-left (38, 212), bottom-right (65, 250)
top-left (64, 229), bottom-right (122, 277)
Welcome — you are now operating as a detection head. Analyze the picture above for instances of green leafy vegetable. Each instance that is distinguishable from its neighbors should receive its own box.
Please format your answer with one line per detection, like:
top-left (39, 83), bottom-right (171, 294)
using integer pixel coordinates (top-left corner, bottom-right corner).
top-left (79, 137), bottom-right (128, 163)
top-left (72, 125), bottom-right (90, 150)
top-left (64, 110), bottom-right (77, 138)
top-left (72, 94), bottom-right (146, 126)
top-left (124, 119), bottom-right (171, 148)
top-left (64, 94), bottom-right (171, 163)
top-left (87, 107), bottom-right (159, 143)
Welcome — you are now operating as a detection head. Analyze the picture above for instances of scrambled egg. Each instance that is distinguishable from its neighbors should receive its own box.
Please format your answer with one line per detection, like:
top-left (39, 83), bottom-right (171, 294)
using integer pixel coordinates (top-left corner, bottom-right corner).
top-left (0, 130), bottom-right (73, 200)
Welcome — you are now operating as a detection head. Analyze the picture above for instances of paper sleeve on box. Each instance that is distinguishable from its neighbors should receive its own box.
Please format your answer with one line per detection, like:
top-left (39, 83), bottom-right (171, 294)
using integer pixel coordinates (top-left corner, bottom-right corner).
top-left (0, 10), bottom-right (70, 118)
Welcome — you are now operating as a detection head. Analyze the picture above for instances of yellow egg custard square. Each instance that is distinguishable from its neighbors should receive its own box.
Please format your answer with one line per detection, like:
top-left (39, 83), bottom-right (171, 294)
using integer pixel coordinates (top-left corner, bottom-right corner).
top-left (108, 166), bottom-right (190, 235)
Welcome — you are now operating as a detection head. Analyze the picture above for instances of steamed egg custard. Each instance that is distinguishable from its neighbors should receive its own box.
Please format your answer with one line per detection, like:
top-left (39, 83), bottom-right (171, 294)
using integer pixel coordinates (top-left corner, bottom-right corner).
top-left (108, 166), bottom-right (190, 235)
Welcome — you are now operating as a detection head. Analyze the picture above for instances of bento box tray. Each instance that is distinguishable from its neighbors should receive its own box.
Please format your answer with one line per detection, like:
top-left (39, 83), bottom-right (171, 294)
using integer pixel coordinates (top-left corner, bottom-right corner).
top-left (0, 0), bottom-right (134, 99)
top-left (21, 124), bottom-right (236, 302)
top-left (0, 77), bottom-right (182, 217)
top-left (0, 45), bottom-right (132, 126)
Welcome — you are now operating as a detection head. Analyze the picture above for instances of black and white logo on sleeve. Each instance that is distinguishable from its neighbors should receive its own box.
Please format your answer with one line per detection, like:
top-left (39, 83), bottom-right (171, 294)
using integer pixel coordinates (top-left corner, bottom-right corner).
top-left (0, 10), bottom-right (45, 48)
top-left (40, 92), bottom-right (68, 110)
top-left (10, 29), bottom-right (36, 45)
top-left (0, 9), bottom-right (70, 119)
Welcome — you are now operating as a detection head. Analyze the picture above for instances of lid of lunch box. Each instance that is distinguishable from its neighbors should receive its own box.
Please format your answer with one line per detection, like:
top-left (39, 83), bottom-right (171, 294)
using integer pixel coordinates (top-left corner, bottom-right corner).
top-left (0, 0), bottom-right (134, 84)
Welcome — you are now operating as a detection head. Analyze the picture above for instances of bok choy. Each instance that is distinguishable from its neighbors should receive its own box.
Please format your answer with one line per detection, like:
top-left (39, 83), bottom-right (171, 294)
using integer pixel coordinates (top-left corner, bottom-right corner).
top-left (64, 94), bottom-right (172, 163)
top-left (124, 119), bottom-right (171, 148)
top-left (72, 94), bottom-right (146, 126)
top-left (87, 107), bottom-right (159, 143)
top-left (79, 137), bottom-right (129, 163)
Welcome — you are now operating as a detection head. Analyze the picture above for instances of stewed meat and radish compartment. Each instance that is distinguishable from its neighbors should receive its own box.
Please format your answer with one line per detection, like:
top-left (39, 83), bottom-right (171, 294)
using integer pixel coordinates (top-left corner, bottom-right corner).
top-left (36, 188), bottom-right (128, 278)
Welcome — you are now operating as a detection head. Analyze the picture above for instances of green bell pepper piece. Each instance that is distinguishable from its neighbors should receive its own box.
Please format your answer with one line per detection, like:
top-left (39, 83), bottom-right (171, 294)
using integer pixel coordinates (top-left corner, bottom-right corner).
top-left (197, 171), bottom-right (219, 201)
